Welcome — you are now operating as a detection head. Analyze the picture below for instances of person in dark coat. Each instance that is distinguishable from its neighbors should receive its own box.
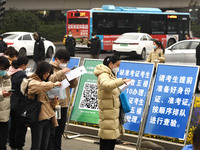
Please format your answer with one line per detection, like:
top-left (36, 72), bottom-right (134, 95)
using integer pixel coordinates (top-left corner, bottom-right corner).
top-left (87, 32), bottom-right (101, 59)
top-left (195, 42), bottom-right (200, 93)
top-left (0, 35), bottom-right (7, 53)
top-left (8, 57), bottom-right (29, 150)
top-left (65, 30), bottom-right (76, 57)
top-left (32, 32), bottom-right (45, 72)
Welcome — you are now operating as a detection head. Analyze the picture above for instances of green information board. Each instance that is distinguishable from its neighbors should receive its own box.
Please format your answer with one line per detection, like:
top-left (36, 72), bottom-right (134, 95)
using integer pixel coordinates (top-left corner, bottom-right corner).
top-left (70, 59), bottom-right (103, 124)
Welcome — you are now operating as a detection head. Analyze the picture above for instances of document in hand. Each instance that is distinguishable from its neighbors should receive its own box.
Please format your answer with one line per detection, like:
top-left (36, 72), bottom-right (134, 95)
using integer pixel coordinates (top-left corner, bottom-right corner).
top-left (119, 80), bottom-right (132, 92)
top-left (60, 79), bottom-right (70, 90)
top-left (65, 66), bottom-right (87, 81)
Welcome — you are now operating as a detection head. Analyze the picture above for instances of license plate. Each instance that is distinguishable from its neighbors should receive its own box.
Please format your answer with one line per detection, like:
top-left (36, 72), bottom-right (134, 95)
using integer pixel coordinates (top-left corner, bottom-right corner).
top-left (120, 44), bottom-right (128, 46)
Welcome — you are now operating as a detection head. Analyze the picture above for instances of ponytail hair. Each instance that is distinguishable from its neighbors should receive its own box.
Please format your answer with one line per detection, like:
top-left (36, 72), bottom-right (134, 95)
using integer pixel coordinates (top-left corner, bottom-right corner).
top-left (12, 56), bottom-right (29, 69)
top-left (103, 55), bottom-right (121, 67)
top-left (154, 40), bottom-right (165, 54)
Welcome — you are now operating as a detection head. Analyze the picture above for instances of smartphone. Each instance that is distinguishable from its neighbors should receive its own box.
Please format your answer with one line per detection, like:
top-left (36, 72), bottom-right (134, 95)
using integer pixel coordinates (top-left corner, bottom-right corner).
top-left (8, 89), bottom-right (15, 92)
top-left (71, 66), bottom-right (77, 70)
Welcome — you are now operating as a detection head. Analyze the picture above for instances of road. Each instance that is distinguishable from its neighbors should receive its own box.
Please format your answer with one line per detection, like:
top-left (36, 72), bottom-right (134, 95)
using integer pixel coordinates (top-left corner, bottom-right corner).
top-left (27, 45), bottom-right (143, 68)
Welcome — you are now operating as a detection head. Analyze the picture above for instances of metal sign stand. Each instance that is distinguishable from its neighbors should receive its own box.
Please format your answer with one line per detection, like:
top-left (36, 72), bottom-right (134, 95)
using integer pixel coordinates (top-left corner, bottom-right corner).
top-left (63, 58), bottom-right (102, 139)
top-left (137, 65), bottom-right (199, 150)
top-left (136, 67), bottom-right (156, 150)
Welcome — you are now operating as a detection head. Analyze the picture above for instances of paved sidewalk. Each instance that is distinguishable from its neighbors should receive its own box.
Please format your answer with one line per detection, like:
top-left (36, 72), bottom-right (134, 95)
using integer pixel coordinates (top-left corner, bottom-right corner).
top-left (17, 129), bottom-right (136, 150)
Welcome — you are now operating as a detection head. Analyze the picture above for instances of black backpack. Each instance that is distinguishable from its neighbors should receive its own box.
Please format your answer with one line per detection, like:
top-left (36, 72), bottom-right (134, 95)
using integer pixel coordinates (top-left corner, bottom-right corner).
top-left (17, 79), bottom-right (42, 124)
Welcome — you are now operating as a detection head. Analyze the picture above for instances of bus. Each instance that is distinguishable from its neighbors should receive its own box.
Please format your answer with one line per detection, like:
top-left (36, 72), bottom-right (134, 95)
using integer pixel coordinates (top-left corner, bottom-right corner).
top-left (66, 5), bottom-right (190, 50)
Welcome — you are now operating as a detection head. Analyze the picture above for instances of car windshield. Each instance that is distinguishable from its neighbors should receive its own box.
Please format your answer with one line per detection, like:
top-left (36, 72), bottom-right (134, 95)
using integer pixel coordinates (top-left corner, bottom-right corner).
top-left (118, 34), bottom-right (139, 40)
top-left (3, 34), bottom-right (18, 39)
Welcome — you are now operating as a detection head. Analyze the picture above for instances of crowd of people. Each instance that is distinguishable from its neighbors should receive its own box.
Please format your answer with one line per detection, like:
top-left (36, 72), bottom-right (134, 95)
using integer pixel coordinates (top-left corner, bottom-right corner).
top-left (0, 44), bottom-right (78, 150)
top-left (0, 30), bottom-right (200, 150)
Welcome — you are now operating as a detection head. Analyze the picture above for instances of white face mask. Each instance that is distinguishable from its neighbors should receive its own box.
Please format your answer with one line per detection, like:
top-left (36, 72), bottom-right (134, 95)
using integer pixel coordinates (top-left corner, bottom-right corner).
top-left (112, 67), bottom-right (119, 75)
top-left (68, 34), bottom-right (72, 37)
top-left (59, 63), bottom-right (68, 69)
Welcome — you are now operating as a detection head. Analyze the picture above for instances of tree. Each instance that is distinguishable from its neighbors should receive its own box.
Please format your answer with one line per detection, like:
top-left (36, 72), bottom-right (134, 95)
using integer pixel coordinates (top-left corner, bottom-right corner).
top-left (0, 9), bottom-right (41, 34)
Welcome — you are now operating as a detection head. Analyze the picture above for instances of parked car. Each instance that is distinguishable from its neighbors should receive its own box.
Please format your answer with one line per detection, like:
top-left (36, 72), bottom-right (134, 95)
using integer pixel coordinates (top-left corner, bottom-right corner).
top-left (165, 39), bottom-right (200, 65)
top-left (2, 32), bottom-right (56, 57)
top-left (112, 33), bottom-right (154, 59)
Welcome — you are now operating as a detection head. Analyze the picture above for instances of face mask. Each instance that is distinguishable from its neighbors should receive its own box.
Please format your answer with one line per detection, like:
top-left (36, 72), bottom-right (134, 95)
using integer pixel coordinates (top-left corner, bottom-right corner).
top-left (112, 67), bottom-right (119, 75)
top-left (59, 63), bottom-right (68, 69)
top-left (0, 70), bottom-right (7, 76)
top-left (153, 45), bottom-right (157, 49)
top-left (68, 35), bottom-right (72, 37)
top-left (92, 36), bottom-right (95, 39)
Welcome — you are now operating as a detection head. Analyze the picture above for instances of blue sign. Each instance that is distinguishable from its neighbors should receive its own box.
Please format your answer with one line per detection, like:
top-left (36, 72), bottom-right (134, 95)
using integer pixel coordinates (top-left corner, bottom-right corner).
top-left (144, 64), bottom-right (198, 139)
top-left (117, 61), bottom-right (154, 132)
top-left (68, 57), bottom-right (81, 69)
top-left (68, 57), bottom-right (81, 94)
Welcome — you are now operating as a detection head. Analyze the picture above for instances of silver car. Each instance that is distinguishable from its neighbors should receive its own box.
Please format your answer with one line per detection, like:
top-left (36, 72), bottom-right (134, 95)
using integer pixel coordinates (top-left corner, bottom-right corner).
top-left (165, 39), bottom-right (200, 65)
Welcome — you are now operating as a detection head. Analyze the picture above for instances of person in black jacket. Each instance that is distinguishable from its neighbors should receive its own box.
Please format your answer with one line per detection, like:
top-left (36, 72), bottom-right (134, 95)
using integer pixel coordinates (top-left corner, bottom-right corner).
top-left (0, 35), bottom-right (7, 53)
top-left (32, 32), bottom-right (45, 72)
top-left (65, 30), bottom-right (76, 57)
top-left (87, 32), bottom-right (101, 59)
top-left (8, 57), bottom-right (29, 150)
top-left (196, 42), bottom-right (200, 93)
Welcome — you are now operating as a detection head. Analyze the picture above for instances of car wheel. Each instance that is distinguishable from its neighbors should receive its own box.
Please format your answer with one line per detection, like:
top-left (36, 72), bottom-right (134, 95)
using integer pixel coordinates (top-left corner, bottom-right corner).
top-left (167, 39), bottom-right (176, 47)
top-left (113, 51), bottom-right (120, 57)
top-left (46, 47), bottom-right (53, 58)
top-left (19, 48), bottom-right (26, 57)
top-left (140, 49), bottom-right (146, 60)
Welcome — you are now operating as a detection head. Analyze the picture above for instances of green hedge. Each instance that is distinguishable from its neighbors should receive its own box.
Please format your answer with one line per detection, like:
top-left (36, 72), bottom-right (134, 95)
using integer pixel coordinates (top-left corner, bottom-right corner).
top-left (39, 23), bottom-right (66, 42)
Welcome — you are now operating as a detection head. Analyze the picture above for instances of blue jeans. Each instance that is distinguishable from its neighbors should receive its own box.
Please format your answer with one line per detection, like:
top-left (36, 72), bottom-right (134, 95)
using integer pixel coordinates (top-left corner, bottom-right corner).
top-left (30, 120), bottom-right (51, 150)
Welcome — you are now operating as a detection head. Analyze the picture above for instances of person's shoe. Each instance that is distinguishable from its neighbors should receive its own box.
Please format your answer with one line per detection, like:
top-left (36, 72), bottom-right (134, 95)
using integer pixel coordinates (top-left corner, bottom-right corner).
top-left (195, 89), bottom-right (200, 93)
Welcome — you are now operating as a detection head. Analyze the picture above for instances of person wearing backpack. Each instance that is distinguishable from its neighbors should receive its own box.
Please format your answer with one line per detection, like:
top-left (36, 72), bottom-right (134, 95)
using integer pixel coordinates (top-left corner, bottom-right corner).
top-left (0, 56), bottom-right (11, 150)
top-left (8, 57), bottom-right (29, 150)
top-left (21, 61), bottom-right (61, 150)
top-left (48, 49), bottom-right (78, 150)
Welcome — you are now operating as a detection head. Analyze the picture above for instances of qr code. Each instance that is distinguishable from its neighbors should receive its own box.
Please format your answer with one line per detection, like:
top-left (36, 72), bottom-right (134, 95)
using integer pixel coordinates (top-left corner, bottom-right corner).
top-left (79, 82), bottom-right (98, 111)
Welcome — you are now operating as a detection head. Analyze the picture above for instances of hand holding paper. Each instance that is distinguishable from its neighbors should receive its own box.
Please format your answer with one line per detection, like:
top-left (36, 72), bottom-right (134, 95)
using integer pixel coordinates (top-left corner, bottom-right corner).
top-left (119, 79), bottom-right (132, 92)
top-left (65, 66), bottom-right (87, 81)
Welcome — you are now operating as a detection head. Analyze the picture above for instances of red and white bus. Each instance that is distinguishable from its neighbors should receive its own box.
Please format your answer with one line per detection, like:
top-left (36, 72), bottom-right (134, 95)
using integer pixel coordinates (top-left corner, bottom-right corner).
top-left (66, 5), bottom-right (190, 50)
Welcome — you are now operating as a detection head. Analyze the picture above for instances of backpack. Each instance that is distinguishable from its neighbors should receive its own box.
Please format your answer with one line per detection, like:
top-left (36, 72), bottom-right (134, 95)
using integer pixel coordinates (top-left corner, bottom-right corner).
top-left (17, 79), bottom-right (42, 124)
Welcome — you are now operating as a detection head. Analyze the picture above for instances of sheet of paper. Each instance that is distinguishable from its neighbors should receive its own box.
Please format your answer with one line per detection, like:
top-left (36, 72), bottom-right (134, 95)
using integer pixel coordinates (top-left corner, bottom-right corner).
top-left (119, 80), bottom-right (132, 92)
top-left (65, 66), bottom-right (87, 81)
top-left (60, 79), bottom-right (70, 90)
top-left (25, 68), bottom-right (31, 75)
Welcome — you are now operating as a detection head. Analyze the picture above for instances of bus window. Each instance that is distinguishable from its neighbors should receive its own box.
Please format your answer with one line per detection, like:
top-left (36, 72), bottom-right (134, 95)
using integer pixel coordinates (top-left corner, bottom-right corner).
top-left (93, 13), bottom-right (115, 35)
top-left (167, 20), bottom-right (178, 34)
top-left (151, 15), bottom-right (166, 34)
top-left (68, 18), bottom-right (88, 24)
top-left (134, 14), bottom-right (150, 33)
top-left (116, 14), bottom-right (135, 34)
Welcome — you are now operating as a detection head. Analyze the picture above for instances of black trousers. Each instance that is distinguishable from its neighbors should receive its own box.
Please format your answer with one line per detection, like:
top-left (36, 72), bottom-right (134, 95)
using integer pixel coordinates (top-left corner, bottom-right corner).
top-left (0, 122), bottom-right (8, 150)
top-left (48, 107), bottom-right (68, 150)
top-left (100, 138), bottom-right (117, 150)
top-left (9, 109), bottom-right (27, 149)
top-left (31, 120), bottom-right (51, 150)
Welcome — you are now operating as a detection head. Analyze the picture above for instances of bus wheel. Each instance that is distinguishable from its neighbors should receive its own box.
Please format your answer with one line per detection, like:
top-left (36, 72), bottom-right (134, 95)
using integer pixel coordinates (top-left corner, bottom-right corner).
top-left (167, 39), bottom-right (176, 47)
top-left (140, 49), bottom-right (146, 60)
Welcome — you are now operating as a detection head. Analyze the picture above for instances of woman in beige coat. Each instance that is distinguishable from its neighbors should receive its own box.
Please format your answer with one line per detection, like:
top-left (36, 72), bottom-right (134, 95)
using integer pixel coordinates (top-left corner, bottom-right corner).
top-left (21, 61), bottom-right (61, 150)
top-left (145, 40), bottom-right (165, 64)
top-left (94, 55), bottom-right (131, 150)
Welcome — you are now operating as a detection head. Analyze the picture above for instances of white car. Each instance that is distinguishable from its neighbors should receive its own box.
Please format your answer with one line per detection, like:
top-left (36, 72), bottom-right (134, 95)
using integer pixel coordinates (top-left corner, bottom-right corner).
top-left (2, 32), bottom-right (56, 57)
top-left (165, 39), bottom-right (200, 65)
top-left (112, 33), bottom-right (154, 59)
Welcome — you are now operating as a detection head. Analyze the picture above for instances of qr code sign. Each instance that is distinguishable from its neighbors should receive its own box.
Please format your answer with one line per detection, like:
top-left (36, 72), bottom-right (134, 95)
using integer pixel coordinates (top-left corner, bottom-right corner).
top-left (79, 82), bottom-right (98, 111)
